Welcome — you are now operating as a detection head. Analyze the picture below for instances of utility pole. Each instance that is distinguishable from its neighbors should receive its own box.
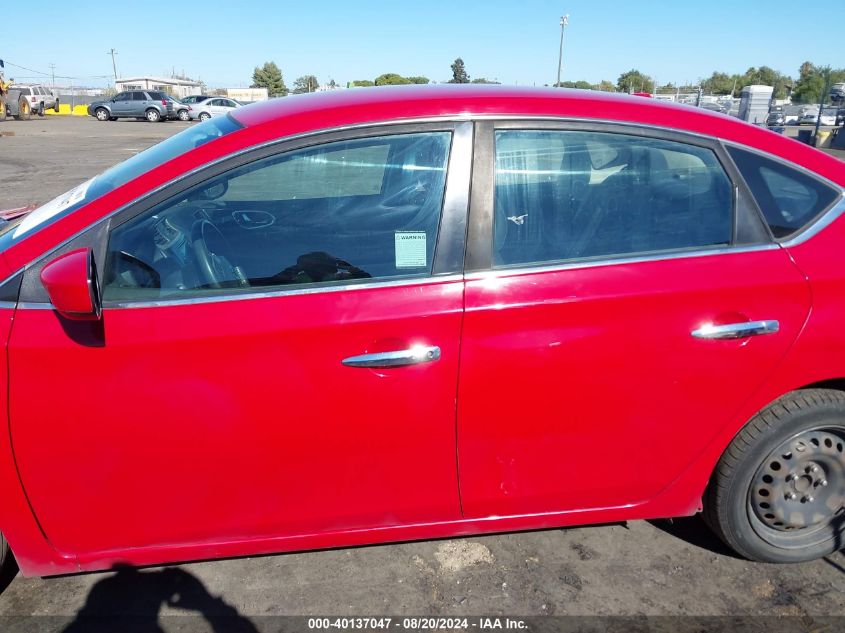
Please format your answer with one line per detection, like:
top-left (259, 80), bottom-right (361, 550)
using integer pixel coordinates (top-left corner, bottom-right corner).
top-left (813, 66), bottom-right (832, 145)
top-left (48, 63), bottom-right (56, 87)
top-left (108, 49), bottom-right (118, 83)
top-left (556, 14), bottom-right (569, 87)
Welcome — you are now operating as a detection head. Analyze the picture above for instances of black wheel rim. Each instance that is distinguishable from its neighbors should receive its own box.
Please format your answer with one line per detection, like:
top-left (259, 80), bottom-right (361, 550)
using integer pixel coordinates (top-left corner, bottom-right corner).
top-left (748, 426), bottom-right (845, 548)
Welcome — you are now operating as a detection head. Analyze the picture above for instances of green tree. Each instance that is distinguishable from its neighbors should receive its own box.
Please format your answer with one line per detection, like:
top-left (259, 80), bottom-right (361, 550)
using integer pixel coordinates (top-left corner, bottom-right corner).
top-left (350, 79), bottom-right (375, 87)
top-left (791, 63), bottom-right (845, 104)
top-left (292, 75), bottom-right (319, 94)
top-left (406, 76), bottom-right (430, 84)
top-left (597, 80), bottom-right (616, 92)
top-left (735, 66), bottom-right (792, 100)
top-left (374, 73), bottom-right (411, 85)
top-left (701, 72), bottom-right (736, 95)
top-left (617, 69), bottom-right (654, 93)
top-left (251, 62), bottom-right (288, 97)
top-left (449, 58), bottom-right (470, 84)
top-left (472, 77), bottom-right (501, 84)
top-left (556, 80), bottom-right (592, 89)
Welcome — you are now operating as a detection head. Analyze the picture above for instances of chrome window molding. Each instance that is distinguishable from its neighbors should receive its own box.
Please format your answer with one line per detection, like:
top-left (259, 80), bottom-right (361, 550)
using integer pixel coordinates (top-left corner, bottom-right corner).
top-left (780, 194), bottom-right (845, 248)
top-left (16, 273), bottom-right (465, 311)
top-left (466, 243), bottom-right (781, 282)
top-left (0, 120), bottom-right (470, 291)
top-left (721, 139), bottom-right (843, 191)
top-left (720, 139), bottom-right (845, 247)
top-left (0, 114), bottom-right (751, 290)
top-left (5, 112), bottom-right (829, 291)
top-left (0, 301), bottom-right (18, 310)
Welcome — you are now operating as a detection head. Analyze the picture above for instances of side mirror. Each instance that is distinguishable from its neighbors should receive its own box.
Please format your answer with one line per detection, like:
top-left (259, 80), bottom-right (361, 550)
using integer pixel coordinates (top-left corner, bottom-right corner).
top-left (40, 248), bottom-right (102, 321)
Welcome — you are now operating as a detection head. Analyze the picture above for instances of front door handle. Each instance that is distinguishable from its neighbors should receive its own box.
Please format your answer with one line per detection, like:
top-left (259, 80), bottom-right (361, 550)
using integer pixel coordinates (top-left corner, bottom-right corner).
top-left (691, 320), bottom-right (780, 339)
top-left (342, 345), bottom-right (441, 368)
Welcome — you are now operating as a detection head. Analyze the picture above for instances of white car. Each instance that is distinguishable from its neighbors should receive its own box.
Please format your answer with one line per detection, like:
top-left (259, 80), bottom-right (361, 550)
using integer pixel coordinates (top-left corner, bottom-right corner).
top-left (188, 97), bottom-right (240, 121)
top-left (798, 110), bottom-right (836, 126)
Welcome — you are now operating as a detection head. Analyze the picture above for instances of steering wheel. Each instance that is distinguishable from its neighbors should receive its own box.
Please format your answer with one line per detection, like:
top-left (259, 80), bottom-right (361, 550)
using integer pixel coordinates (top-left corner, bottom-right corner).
top-left (190, 219), bottom-right (249, 289)
top-left (114, 250), bottom-right (161, 288)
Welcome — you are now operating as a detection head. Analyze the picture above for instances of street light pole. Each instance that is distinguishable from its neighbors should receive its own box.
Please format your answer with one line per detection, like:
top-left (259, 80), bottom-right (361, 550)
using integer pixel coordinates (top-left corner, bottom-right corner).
top-left (556, 14), bottom-right (569, 87)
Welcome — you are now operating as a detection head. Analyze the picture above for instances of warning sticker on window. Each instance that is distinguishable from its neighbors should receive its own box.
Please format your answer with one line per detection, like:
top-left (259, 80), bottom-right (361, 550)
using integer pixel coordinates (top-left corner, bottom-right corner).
top-left (395, 231), bottom-right (427, 268)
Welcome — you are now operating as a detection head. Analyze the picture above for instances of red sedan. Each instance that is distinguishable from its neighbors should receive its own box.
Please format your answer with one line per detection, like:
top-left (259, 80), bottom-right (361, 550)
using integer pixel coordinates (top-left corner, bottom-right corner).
top-left (1, 86), bottom-right (844, 577)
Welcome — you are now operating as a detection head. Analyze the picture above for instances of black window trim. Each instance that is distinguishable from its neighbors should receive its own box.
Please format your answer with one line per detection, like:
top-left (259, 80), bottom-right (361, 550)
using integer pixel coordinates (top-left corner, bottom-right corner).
top-left (720, 140), bottom-right (845, 246)
top-left (16, 121), bottom-right (474, 308)
top-left (466, 119), bottom-right (773, 273)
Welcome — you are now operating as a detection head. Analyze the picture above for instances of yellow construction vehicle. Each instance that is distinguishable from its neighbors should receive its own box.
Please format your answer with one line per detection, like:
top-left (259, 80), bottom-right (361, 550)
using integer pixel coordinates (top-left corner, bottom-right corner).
top-left (0, 70), bottom-right (32, 122)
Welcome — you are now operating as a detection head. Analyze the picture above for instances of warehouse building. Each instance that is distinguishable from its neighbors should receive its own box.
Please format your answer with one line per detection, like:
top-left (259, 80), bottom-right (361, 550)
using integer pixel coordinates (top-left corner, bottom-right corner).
top-left (114, 76), bottom-right (203, 99)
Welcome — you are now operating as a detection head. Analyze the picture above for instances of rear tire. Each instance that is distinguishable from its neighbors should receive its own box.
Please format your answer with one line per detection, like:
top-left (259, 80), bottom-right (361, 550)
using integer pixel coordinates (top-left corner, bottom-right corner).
top-left (15, 99), bottom-right (31, 121)
top-left (145, 108), bottom-right (161, 123)
top-left (37, 103), bottom-right (45, 117)
top-left (704, 389), bottom-right (845, 563)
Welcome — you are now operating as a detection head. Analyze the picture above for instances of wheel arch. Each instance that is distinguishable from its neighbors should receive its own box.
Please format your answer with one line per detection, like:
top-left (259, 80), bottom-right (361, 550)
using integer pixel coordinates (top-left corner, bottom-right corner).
top-left (641, 374), bottom-right (845, 520)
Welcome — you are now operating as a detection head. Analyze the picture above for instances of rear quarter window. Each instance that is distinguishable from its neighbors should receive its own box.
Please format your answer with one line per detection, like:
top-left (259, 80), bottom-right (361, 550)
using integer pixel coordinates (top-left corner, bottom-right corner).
top-left (727, 146), bottom-right (840, 239)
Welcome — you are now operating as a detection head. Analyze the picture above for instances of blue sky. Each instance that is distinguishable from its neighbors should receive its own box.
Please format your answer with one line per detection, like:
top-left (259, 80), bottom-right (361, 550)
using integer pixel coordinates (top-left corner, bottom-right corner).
top-left (3, 1), bottom-right (840, 88)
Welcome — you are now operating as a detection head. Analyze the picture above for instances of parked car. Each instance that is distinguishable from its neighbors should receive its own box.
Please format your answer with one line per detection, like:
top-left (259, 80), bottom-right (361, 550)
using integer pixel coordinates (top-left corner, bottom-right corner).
top-left (87, 90), bottom-right (174, 122)
top-left (180, 95), bottom-right (212, 105)
top-left (2, 86), bottom-right (845, 580)
top-left (166, 96), bottom-right (192, 121)
top-left (188, 97), bottom-right (241, 121)
top-left (836, 108), bottom-right (845, 127)
top-left (798, 109), bottom-right (837, 126)
top-left (830, 82), bottom-right (845, 103)
top-left (766, 111), bottom-right (784, 126)
top-left (9, 84), bottom-right (58, 116)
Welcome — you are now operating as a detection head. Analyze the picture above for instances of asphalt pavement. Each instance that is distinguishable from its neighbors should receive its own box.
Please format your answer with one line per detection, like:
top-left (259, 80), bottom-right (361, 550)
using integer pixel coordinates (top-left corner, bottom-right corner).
top-left (0, 115), bottom-right (844, 632)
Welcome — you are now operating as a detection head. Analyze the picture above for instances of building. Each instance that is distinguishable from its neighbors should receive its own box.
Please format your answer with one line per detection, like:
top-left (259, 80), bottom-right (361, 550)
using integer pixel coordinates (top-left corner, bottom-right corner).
top-left (115, 76), bottom-right (203, 99)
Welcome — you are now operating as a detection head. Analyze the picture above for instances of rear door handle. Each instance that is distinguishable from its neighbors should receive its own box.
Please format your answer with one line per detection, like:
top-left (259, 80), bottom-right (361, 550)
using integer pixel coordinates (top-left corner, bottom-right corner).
top-left (691, 320), bottom-right (780, 339)
top-left (342, 345), bottom-right (441, 368)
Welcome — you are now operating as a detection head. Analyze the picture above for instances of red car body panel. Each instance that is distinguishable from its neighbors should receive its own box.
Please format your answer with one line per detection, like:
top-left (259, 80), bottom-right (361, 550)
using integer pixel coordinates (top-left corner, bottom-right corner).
top-left (10, 280), bottom-right (464, 556)
top-left (458, 249), bottom-right (811, 517)
top-left (0, 86), bottom-right (843, 576)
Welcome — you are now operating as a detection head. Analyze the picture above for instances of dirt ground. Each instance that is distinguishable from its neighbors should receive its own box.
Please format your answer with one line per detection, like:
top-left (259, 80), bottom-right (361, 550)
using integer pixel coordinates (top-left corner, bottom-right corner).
top-left (0, 115), bottom-right (844, 632)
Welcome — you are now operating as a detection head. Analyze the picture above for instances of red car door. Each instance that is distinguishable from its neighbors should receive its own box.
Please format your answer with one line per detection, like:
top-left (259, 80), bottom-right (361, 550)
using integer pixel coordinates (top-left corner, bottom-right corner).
top-left (8, 124), bottom-right (472, 556)
top-left (457, 124), bottom-right (812, 518)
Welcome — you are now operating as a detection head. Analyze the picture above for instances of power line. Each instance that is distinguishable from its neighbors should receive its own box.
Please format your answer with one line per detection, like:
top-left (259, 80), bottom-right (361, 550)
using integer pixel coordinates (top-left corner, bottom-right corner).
top-left (2, 60), bottom-right (51, 76)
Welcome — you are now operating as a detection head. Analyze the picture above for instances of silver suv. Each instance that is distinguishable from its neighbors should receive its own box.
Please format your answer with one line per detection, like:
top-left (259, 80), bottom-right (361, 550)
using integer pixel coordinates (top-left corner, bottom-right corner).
top-left (10, 85), bottom-right (59, 116)
top-left (87, 90), bottom-right (174, 122)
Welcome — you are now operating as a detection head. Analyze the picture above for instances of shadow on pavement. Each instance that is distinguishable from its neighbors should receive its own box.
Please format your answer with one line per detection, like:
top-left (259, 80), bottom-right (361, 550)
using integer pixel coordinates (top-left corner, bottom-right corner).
top-left (0, 556), bottom-right (19, 596)
top-left (647, 516), bottom-right (739, 559)
top-left (823, 512), bottom-right (845, 575)
top-left (62, 566), bottom-right (258, 633)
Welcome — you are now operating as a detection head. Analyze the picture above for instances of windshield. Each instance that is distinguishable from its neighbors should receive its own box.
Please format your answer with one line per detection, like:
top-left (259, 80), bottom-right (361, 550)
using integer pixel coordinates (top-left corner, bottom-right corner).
top-left (0, 115), bottom-right (243, 251)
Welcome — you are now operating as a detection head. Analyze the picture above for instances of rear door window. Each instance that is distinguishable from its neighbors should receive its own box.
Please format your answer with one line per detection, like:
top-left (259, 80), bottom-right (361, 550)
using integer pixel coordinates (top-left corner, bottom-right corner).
top-left (727, 146), bottom-right (840, 238)
top-left (492, 130), bottom-right (734, 267)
